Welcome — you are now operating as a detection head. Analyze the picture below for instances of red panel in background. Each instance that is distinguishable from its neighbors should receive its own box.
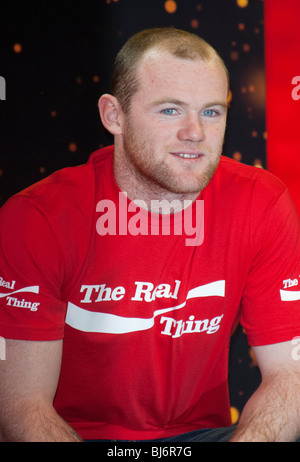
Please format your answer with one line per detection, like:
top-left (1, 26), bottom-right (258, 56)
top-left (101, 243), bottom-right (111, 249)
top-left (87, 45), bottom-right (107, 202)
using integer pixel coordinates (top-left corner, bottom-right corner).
top-left (264, 0), bottom-right (300, 214)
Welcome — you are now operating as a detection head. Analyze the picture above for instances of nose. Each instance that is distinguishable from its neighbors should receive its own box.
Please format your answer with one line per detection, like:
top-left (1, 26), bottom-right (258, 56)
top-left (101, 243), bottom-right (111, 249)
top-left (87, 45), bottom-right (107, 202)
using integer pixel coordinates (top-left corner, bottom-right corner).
top-left (177, 114), bottom-right (205, 142)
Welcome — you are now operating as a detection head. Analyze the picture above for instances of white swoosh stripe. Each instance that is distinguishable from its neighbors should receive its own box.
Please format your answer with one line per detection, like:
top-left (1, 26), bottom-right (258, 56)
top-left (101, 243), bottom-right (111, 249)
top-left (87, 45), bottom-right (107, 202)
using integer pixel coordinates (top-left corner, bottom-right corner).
top-left (0, 286), bottom-right (39, 298)
top-left (65, 280), bottom-right (225, 334)
top-left (280, 289), bottom-right (300, 301)
top-left (186, 280), bottom-right (225, 299)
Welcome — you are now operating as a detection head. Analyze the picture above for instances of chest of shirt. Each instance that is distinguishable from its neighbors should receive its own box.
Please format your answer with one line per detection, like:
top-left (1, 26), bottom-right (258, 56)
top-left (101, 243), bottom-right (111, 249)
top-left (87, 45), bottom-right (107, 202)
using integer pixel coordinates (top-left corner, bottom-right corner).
top-left (63, 210), bottom-right (251, 341)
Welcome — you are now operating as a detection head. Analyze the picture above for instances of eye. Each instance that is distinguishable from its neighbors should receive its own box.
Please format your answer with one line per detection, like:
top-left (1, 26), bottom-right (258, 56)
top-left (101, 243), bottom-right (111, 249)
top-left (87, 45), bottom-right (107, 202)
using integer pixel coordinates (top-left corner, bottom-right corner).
top-left (161, 108), bottom-right (178, 116)
top-left (203, 109), bottom-right (217, 117)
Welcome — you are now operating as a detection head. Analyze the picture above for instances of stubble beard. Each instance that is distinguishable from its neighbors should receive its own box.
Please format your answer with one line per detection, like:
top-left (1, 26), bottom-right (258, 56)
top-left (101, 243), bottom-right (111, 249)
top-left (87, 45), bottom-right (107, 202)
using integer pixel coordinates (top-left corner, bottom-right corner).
top-left (120, 120), bottom-right (222, 199)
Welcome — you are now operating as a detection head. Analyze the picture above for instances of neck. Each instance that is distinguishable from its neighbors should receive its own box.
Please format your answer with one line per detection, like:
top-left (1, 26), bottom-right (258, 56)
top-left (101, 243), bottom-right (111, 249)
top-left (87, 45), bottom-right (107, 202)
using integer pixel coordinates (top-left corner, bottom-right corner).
top-left (113, 158), bottom-right (200, 215)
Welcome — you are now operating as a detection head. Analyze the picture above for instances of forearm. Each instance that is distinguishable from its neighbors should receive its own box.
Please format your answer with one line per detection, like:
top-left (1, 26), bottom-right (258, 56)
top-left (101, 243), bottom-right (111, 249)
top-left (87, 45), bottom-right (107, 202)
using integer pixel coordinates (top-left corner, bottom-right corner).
top-left (229, 370), bottom-right (300, 442)
top-left (0, 398), bottom-right (82, 442)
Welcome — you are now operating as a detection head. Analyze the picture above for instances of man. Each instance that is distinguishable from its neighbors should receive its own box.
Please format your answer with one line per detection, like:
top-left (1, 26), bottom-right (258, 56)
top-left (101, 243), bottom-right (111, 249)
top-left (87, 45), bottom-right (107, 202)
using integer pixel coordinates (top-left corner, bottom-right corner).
top-left (0, 28), bottom-right (300, 442)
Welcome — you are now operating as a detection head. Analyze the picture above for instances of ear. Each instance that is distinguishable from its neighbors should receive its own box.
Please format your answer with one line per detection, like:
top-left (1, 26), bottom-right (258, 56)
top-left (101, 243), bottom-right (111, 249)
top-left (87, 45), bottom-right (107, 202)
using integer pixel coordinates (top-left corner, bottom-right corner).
top-left (98, 94), bottom-right (124, 135)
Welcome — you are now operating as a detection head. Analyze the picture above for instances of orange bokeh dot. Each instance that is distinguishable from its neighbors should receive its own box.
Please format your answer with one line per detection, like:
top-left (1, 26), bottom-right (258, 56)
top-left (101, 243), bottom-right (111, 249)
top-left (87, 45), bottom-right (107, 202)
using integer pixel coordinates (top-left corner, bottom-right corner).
top-left (230, 406), bottom-right (240, 424)
top-left (237, 0), bottom-right (248, 7)
top-left (230, 51), bottom-right (239, 61)
top-left (254, 159), bottom-right (263, 169)
top-left (68, 143), bottom-right (78, 152)
top-left (249, 347), bottom-right (258, 365)
top-left (190, 19), bottom-right (199, 29)
top-left (233, 151), bottom-right (242, 162)
top-left (164, 0), bottom-right (177, 13)
top-left (13, 43), bottom-right (22, 53)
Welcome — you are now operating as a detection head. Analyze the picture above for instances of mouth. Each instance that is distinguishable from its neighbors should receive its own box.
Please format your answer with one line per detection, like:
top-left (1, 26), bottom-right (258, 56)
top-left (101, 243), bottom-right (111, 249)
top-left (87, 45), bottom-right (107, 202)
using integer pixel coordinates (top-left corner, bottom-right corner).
top-left (170, 152), bottom-right (204, 160)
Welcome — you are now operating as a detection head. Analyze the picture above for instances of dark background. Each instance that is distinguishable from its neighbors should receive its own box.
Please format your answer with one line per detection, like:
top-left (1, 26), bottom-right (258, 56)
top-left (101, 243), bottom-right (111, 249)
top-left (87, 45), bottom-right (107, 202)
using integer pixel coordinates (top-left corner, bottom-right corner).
top-left (0, 0), bottom-right (264, 421)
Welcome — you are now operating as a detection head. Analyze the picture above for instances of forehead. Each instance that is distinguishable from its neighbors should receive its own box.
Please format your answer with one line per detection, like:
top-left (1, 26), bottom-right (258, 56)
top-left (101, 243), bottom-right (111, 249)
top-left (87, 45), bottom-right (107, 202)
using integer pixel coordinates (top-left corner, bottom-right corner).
top-left (134, 49), bottom-right (228, 101)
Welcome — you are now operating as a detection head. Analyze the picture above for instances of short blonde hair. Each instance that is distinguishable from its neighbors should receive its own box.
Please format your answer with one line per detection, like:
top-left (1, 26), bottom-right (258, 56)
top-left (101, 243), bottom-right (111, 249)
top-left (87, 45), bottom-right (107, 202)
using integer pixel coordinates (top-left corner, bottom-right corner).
top-left (111, 27), bottom-right (229, 113)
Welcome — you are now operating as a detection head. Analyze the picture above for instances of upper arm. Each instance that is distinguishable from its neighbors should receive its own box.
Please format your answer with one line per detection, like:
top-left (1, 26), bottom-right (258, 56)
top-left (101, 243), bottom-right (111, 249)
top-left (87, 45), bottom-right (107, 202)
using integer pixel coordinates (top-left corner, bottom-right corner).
top-left (252, 339), bottom-right (300, 379)
top-left (0, 338), bottom-right (63, 407)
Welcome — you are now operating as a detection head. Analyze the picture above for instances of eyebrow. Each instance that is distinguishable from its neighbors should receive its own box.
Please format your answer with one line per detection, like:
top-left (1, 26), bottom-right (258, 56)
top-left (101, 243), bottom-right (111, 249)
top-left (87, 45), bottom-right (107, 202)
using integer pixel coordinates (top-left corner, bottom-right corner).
top-left (150, 98), bottom-right (186, 107)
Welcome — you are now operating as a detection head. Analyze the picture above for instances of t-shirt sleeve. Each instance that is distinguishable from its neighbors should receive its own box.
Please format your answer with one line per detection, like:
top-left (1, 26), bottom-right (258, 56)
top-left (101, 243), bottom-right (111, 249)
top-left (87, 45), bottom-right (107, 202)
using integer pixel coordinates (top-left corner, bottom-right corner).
top-left (241, 186), bottom-right (300, 346)
top-left (0, 195), bottom-right (67, 340)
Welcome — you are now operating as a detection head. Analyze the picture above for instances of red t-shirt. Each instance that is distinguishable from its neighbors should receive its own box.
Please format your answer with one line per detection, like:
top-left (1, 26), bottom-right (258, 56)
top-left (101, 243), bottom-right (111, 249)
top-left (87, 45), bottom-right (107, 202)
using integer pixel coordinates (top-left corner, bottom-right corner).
top-left (0, 146), bottom-right (300, 440)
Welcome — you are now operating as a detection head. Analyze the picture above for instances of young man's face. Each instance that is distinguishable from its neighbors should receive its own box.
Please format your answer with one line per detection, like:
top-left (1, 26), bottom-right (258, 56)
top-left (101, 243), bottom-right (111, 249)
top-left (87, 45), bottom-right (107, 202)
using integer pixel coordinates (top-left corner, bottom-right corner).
top-left (117, 49), bottom-right (228, 196)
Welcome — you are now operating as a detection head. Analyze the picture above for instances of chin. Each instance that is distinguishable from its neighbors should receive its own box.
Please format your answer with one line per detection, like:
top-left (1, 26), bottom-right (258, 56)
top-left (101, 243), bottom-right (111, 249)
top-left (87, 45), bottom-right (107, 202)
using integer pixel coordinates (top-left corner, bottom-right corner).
top-left (157, 177), bottom-right (210, 195)
top-left (167, 168), bottom-right (217, 194)
top-left (162, 160), bottom-right (220, 194)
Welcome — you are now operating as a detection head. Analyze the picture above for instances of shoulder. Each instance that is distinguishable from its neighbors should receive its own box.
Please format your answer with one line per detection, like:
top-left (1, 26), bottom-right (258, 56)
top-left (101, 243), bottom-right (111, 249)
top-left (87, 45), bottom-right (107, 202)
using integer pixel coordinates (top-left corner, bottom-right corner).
top-left (217, 156), bottom-right (287, 193)
top-left (0, 146), bottom-right (115, 285)
top-left (0, 146), bottom-right (115, 262)
top-left (212, 156), bottom-right (289, 206)
top-left (1, 145), bottom-right (114, 220)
